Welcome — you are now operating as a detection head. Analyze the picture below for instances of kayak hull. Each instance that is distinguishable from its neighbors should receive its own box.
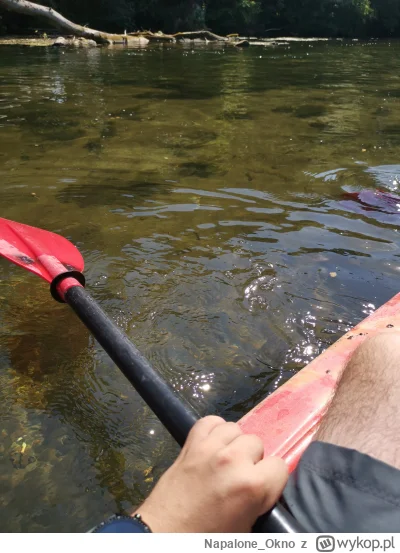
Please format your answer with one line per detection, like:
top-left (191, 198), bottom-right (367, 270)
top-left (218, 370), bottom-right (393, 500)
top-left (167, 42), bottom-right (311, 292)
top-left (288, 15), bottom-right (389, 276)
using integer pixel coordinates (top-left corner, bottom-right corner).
top-left (239, 291), bottom-right (400, 471)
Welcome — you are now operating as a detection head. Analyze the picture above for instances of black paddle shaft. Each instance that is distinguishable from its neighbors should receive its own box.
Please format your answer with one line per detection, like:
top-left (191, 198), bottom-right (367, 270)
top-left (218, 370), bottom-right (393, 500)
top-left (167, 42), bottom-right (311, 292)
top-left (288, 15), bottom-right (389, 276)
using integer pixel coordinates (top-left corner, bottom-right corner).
top-left (64, 284), bottom-right (303, 533)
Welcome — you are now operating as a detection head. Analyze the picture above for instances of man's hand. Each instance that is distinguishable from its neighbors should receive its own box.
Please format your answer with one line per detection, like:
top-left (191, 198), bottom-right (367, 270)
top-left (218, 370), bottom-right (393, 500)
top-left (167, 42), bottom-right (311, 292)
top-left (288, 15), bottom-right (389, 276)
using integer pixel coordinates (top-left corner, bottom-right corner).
top-left (133, 416), bottom-right (289, 533)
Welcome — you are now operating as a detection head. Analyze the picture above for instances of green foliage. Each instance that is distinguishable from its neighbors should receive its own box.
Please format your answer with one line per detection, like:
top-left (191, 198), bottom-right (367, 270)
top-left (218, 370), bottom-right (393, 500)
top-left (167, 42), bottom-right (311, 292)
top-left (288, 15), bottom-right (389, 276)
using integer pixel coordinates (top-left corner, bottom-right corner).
top-left (136, 1), bottom-right (206, 32)
top-left (206, 0), bottom-right (262, 34)
top-left (46, 0), bottom-right (136, 31)
top-left (370, 0), bottom-right (400, 35)
top-left (0, 0), bottom-right (399, 37)
top-left (281, 0), bottom-right (373, 36)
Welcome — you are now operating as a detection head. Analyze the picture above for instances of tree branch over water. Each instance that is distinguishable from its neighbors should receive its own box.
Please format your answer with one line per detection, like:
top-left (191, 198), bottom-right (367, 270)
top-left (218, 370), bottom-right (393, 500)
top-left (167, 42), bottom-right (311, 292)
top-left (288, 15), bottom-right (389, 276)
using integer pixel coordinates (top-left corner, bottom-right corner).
top-left (0, 0), bottom-right (148, 45)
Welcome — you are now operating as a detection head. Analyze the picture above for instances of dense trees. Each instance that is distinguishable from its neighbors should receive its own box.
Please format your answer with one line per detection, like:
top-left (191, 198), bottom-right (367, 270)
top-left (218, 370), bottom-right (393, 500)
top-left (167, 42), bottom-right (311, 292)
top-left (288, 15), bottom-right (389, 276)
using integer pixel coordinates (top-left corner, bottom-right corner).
top-left (1, 0), bottom-right (400, 38)
top-left (281, 0), bottom-right (373, 37)
top-left (370, 0), bottom-right (400, 35)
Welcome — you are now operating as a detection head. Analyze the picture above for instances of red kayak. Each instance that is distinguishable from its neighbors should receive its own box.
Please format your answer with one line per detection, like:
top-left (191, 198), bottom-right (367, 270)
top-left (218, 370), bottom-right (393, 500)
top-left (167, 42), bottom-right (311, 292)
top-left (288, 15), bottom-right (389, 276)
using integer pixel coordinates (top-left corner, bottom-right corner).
top-left (239, 293), bottom-right (400, 471)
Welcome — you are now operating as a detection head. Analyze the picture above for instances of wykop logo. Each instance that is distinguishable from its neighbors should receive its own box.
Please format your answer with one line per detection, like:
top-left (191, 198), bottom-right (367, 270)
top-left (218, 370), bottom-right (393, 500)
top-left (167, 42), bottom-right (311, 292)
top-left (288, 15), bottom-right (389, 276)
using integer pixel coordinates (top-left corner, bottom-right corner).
top-left (316, 536), bottom-right (335, 552)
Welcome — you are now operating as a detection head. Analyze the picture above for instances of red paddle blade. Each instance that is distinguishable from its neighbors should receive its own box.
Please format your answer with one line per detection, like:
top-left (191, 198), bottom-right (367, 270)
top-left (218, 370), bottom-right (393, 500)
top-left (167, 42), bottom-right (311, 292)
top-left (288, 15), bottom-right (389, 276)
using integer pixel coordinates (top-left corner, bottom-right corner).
top-left (0, 217), bottom-right (84, 283)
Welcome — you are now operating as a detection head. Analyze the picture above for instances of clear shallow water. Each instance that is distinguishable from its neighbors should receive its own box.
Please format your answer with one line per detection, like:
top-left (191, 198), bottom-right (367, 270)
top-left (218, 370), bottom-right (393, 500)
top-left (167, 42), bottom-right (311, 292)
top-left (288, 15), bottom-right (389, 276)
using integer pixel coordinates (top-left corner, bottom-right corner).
top-left (1, 40), bottom-right (400, 530)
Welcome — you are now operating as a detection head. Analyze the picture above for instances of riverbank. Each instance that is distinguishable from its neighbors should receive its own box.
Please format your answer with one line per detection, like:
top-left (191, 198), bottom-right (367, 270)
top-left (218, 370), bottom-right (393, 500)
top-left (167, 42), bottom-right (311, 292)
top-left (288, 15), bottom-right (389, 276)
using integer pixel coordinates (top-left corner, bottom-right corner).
top-left (0, 34), bottom-right (330, 48)
top-left (0, 36), bottom-right (54, 46)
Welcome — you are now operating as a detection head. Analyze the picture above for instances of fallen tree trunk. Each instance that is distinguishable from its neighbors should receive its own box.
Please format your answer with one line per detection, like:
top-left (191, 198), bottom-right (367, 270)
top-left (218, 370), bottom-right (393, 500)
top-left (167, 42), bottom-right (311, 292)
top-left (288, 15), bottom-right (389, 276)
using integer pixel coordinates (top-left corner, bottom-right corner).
top-left (129, 31), bottom-right (176, 43)
top-left (129, 29), bottom-right (228, 44)
top-left (173, 30), bottom-right (228, 42)
top-left (0, 0), bottom-right (148, 45)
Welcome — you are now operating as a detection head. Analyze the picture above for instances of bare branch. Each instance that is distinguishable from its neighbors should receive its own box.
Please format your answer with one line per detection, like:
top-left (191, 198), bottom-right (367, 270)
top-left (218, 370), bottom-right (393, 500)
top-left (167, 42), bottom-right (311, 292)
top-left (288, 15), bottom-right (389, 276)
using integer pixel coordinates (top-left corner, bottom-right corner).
top-left (0, 0), bottom-right (148, 45)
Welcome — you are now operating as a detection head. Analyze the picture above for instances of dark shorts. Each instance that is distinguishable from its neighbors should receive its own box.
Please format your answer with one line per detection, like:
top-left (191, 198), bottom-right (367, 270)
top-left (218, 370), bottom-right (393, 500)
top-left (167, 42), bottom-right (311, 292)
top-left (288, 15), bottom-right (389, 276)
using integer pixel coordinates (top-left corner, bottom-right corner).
top-left (283, 441), bottom-right (400, 533)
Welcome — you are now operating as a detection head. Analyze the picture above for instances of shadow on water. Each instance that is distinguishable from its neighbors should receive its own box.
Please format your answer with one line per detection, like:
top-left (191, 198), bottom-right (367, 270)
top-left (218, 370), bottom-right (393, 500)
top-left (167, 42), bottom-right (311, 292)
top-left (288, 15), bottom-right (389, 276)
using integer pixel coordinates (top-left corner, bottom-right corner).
top-left (55, 180), bottom-right (173, 208)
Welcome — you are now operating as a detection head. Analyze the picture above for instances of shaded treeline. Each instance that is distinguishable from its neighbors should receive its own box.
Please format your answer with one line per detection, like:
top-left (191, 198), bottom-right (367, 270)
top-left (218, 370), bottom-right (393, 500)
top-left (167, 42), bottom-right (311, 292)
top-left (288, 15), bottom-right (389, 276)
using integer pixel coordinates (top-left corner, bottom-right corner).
top-left (1, 0), bottom-right (400, 38)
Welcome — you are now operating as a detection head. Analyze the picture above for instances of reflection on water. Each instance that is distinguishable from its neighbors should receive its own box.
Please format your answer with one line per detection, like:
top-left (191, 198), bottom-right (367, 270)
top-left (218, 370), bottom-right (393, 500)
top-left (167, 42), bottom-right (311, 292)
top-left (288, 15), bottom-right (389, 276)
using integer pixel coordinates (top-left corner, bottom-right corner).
top-left (1, 41), bottom-right (400, 530)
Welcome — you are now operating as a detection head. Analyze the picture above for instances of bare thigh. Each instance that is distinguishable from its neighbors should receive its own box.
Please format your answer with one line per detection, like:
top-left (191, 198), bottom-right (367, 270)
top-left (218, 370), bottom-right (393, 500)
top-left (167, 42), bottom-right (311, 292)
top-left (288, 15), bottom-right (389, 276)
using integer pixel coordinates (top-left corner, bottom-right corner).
top-left (315, 330), bottom-right (400, 470)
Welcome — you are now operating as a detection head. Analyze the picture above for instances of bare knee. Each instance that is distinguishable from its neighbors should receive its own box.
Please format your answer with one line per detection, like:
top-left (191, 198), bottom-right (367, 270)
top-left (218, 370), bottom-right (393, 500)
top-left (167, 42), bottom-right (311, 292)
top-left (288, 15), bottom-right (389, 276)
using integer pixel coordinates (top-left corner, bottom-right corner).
top-left (358, 329), bottom-right (400, 349)
top-left (316, 329), bottom-right (400, 467)
top-left (345, 329), bottom-right (400, 381)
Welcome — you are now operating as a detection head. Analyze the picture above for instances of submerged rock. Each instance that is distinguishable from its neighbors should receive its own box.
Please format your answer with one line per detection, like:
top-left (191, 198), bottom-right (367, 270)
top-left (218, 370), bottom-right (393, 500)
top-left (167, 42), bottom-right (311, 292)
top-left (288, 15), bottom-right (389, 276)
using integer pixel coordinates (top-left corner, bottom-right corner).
top-left (9, 441), bottom-right (36, 469)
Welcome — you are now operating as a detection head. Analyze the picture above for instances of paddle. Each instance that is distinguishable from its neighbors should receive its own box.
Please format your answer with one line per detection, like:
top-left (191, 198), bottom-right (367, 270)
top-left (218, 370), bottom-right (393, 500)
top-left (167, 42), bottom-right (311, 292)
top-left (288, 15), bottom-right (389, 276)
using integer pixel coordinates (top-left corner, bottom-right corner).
top-left (0, 216), bottom-right (303, 533)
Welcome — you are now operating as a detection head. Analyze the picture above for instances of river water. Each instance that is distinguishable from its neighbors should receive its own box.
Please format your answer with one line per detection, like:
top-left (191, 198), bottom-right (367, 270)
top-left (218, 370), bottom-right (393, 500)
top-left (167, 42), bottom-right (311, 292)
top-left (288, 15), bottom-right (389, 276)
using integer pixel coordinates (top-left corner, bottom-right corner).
top-left (1, 40), bottom-right (400, 531)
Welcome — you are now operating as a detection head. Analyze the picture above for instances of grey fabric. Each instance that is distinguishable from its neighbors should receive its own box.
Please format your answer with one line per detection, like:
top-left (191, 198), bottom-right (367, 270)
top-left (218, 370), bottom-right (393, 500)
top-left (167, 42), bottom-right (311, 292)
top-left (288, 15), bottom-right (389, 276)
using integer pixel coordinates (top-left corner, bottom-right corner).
top-left (283, 441), bottom-right (400, 533)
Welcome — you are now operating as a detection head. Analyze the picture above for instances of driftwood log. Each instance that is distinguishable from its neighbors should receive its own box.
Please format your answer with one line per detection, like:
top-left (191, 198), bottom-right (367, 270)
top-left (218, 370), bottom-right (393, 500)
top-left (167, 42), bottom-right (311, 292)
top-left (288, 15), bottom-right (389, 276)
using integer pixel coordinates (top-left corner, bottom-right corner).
top-left (235, 40), bottom-right (250, 48)
top-left (174, 30), bottom-right (228, 42)
top-left (0, 0), bottom-right (148, 45)
top-left (129, 30), bottom-right (229, 44)
top-left (129, 31), bottom-right (176, 43)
